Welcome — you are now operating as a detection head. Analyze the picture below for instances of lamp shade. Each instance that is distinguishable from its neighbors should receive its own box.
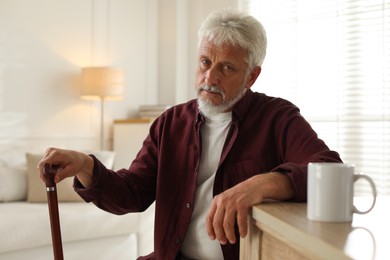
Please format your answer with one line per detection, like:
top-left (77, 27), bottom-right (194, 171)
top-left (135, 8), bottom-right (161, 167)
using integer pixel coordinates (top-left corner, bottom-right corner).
top-left (81, 67), bottom-right (124, 99)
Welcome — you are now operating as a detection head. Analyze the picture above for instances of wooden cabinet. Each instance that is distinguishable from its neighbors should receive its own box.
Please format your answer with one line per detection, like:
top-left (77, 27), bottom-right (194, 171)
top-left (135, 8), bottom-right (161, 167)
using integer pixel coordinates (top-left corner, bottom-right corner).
top-left (113, 119), bottom-right (152, 170)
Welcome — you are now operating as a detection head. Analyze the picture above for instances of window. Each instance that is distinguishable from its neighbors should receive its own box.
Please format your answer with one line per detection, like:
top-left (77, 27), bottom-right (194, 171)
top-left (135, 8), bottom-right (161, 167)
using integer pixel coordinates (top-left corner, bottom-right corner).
top-left (244, 0), bottom-right (390, 195)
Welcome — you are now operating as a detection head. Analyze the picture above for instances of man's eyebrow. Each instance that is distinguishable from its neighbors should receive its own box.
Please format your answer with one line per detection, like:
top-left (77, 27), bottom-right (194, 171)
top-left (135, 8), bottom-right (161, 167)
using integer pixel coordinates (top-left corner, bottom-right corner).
top-left (222, 60), bottom-right (235, 65)
top-left (220, 58), bottom-right (239, 67)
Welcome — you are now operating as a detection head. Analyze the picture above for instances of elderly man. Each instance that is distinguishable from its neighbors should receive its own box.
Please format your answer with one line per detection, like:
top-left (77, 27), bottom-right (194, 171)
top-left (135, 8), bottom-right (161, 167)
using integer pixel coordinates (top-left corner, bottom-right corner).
top-left (39, 8), bottom-right (341, 260)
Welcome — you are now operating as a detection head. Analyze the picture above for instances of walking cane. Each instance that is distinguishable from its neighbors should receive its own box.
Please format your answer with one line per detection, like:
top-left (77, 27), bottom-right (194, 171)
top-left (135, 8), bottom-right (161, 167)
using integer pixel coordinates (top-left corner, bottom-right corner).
top-left (43, 164), bottom-right (64, 260)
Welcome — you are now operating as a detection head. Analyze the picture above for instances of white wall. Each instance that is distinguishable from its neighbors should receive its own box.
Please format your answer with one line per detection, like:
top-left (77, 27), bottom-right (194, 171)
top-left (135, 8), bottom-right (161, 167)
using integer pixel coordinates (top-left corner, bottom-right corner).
top-left (0, 0), bottom-right (240, 154)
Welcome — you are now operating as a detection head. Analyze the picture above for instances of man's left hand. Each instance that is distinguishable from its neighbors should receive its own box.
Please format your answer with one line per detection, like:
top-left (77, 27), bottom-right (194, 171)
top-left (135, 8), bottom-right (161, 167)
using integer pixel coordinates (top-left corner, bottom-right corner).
top-left (205, 172), bottom-right (294, 244)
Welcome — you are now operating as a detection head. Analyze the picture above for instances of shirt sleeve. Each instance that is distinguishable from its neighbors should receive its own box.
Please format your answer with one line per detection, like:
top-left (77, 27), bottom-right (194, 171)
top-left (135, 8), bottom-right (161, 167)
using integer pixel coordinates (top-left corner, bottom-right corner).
top-left (73, 148), bottom-right (157, 215)
top-left (73, 155), bottom-right (105, 203)
top-left (271, 101), bottom-right (342, 202)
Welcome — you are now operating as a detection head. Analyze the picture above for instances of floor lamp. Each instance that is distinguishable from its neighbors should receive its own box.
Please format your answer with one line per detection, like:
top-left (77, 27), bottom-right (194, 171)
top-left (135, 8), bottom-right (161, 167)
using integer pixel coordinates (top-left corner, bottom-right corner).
top-left (81, 67), bottom-right (124, 150)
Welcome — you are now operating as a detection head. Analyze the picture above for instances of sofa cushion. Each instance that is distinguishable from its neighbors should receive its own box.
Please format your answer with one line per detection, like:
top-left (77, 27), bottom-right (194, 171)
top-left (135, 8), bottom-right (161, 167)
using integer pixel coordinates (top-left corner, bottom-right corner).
top-left (0, 202), bottom-right (140, 254)
top-left (0, 165), bottom-right (27, 202)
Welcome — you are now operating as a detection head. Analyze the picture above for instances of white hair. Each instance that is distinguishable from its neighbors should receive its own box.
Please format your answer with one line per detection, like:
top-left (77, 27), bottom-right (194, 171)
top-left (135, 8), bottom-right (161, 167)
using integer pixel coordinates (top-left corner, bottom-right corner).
top-left (198, 8), bottom-right (267, 69)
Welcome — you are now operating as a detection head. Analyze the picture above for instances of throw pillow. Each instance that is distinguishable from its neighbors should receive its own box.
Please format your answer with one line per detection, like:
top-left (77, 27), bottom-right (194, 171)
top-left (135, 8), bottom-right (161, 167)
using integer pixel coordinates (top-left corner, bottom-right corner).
top-left (26, 153), bottom-right (83, 202)
top-left (25, 151), bottom-right (115, 203)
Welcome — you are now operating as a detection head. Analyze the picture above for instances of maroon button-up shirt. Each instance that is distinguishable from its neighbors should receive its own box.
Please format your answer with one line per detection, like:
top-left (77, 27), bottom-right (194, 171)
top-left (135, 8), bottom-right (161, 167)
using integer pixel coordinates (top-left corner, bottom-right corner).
top-left (75, 90), bottom-right (341, 260)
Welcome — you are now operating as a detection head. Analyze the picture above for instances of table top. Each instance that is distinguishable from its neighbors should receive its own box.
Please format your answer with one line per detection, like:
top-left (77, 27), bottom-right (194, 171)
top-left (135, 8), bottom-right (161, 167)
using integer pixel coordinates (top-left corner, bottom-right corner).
top-left (251, 197), bottom-right (390, 260)
top-left (113, 118), bottom-right (152, 124)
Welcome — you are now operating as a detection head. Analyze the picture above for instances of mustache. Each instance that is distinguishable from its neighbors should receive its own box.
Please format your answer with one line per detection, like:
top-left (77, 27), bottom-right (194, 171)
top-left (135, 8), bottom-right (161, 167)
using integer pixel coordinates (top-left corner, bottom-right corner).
top-left (199, 84), bottom-right (224, 95)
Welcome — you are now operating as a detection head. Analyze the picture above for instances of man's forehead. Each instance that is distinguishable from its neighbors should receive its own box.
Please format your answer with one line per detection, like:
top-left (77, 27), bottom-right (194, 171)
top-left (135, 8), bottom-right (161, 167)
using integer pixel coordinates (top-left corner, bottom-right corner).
top-left (198, 39), bottom-right (247, 61)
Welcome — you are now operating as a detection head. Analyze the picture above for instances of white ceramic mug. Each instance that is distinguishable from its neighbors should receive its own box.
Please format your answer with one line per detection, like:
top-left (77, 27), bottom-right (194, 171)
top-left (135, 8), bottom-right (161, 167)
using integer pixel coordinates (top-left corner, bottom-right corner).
top-left (307, 162), bottom-right (377, 222)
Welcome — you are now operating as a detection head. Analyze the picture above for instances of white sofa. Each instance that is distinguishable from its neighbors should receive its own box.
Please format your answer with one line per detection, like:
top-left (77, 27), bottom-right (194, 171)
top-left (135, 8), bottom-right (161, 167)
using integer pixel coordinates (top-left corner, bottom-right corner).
top-left (0, 150), bottom-right (154, 260)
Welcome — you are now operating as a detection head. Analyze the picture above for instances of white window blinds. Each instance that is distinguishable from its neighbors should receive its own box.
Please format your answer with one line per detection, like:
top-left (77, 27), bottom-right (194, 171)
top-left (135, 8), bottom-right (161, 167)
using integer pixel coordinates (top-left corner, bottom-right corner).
top-left (244, 0), bottom-right (390, 195)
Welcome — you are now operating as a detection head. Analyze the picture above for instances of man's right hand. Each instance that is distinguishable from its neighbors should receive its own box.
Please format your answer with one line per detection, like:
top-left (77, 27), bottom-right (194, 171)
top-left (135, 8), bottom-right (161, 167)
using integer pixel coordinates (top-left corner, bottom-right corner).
top-left (38, 147), bottom-right (94, 188)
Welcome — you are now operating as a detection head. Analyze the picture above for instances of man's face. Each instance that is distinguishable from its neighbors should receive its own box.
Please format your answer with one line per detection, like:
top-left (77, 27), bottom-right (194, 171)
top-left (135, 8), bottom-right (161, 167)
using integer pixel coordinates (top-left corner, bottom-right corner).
top-left (196, 39), bottom-right (258, 112)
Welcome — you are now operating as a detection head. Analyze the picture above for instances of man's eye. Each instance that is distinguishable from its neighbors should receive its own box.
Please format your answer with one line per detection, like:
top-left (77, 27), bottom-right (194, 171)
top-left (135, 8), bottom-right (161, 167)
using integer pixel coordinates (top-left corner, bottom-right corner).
top-left (201, 60), bottom-right (210, 66)
top-left (223, 65), bottom-right (235, 71)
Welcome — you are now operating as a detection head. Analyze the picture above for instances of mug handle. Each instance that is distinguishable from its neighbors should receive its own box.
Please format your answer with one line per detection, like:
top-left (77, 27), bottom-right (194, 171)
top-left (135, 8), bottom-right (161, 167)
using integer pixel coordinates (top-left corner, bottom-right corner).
top-left (353, 174), bottom-right (377, 214)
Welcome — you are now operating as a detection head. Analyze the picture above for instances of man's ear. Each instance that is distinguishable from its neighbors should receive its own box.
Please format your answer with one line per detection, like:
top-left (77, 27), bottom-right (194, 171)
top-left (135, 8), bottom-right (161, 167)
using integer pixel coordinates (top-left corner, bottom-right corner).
top-left (245, 66), bottom-right (261, 89)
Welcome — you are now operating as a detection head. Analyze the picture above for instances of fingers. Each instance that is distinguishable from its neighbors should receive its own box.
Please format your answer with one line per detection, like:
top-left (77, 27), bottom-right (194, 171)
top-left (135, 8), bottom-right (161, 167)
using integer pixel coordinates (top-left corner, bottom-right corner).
top-left (37, 148), bottom-right (73, 183)
top-left (38, 147), bottom-right (56, 181)
top-left (222, 208), bottom-right (237, 244)
top-left (38, 148), bottom-right (59, 181)
top-left (38, 147), bottom-right (63, 168)
top-left (207, 202), bottom-right (231, 245)
top-left (206, 195), bottom-right (249, 245)
top-left (206, 202), bottom-right (217, 241)
top-left (237, 208), bottom-right (248, 238)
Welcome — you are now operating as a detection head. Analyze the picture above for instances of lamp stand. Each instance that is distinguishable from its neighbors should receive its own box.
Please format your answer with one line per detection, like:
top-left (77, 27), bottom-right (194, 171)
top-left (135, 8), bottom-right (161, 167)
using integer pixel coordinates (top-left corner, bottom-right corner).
top-left (100, 97), bottom-right (105, 150)
top-left (80, 67), bottom-right (124, 150)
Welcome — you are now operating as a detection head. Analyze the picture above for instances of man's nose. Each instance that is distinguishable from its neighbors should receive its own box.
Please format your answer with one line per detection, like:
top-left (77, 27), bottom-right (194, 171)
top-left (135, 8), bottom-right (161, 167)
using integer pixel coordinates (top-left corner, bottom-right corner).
top-left (205, 66), bottom-right (220, 86)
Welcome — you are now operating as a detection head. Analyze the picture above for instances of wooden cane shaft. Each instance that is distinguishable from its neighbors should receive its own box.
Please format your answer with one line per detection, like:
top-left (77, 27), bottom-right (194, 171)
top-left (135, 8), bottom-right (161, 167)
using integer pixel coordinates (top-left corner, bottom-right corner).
top-left (43, 164), bottom-right (64, 260)
top-left (46, 186), bottom-right (64, 260)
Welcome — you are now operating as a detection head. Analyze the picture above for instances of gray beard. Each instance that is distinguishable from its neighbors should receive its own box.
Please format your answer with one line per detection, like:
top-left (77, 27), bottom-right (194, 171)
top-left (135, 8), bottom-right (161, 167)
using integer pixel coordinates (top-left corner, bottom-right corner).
top-left (197, 87), bottom-right (247, 117)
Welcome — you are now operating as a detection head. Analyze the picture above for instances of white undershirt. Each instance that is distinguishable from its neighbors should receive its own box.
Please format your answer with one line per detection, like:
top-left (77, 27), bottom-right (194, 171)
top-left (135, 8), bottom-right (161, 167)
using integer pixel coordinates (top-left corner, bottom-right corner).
top-left (181, 112), bottom-right (232, 260)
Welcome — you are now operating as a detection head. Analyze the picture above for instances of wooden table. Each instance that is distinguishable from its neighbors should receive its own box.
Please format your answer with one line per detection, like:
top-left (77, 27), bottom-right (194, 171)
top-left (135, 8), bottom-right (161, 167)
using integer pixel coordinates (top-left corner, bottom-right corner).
top-left (240, 197), bottom-right (390, 260)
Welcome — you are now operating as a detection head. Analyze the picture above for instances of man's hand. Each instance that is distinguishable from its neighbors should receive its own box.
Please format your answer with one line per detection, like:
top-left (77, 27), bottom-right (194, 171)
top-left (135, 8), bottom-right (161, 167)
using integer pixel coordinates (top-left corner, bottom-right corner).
top-left (205, 172), bottom-right (294, 245)
top-left (38, 147), bottom-right (94, 188)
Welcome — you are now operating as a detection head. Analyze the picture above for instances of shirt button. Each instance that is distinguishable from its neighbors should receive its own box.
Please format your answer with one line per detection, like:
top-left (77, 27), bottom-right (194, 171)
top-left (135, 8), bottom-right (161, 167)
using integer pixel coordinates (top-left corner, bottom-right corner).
top-left (186, 203), bottom-right (191, 208)
top-left (175, 238), bottom-right (181, 244)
